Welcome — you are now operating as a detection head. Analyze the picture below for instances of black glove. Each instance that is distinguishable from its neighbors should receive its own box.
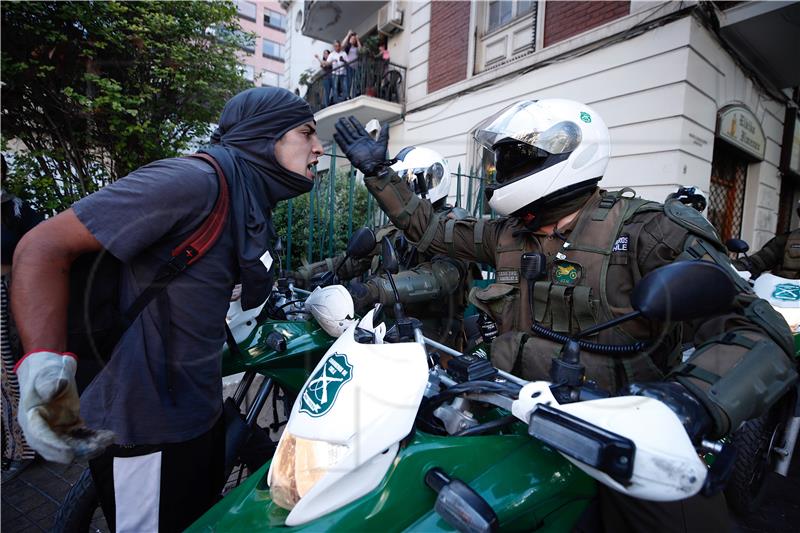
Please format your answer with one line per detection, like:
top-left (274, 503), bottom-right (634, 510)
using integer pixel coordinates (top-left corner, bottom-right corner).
top-left (348, 279), bottom-right (375, 314)
top-left (620, 381), bottom-right (712, 443)
top-left (333, 116), bottom-right (390, 176)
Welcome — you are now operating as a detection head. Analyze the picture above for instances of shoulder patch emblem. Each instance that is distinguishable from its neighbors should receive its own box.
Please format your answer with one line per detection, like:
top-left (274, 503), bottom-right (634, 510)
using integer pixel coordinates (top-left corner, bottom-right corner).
top-left (300, 353), bottom-right (353, 417)
top-left (613, 234), bottom-right (629, 252)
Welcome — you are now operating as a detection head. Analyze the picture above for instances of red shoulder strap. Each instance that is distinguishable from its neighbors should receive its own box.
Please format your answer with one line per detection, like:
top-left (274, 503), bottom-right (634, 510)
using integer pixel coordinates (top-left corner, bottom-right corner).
top-left (172, 153), bottom-right (230, 265)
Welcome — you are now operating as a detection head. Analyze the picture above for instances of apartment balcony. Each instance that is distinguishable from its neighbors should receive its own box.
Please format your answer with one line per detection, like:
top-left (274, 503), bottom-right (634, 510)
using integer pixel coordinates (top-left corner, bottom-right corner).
top-left (718, 1), bottom-right (800, 90)
top-left (301, 0), bottom-right (386, 43)
top-left (305, 58), bottom-right (406, 141)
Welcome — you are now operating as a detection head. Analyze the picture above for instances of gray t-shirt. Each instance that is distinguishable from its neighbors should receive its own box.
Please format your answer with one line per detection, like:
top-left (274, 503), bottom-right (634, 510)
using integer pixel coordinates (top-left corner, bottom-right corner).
top-left (73, 157), bottom-right (237, 445)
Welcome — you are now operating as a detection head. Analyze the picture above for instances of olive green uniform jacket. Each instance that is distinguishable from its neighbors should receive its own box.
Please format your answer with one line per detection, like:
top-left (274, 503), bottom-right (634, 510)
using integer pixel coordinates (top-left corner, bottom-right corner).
top-left (365, 167), bottom-right (797, 439)
top-left (292, 217), bottom-right (477, 348)
top-left (733, 228), bottom-right (800, 279)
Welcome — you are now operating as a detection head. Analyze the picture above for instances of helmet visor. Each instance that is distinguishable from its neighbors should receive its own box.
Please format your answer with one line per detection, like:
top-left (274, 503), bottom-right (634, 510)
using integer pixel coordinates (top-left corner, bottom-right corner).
top-left (474, 101), bottom-right (582, 155)
top-left (398, 163), bottom-right (445, 197)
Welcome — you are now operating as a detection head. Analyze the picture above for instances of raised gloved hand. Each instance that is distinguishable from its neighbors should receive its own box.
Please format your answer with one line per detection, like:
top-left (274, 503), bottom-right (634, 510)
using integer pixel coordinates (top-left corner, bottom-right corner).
top-left (620, 381), bottom-right (712, 443)
top-left (333, 116), bottom-right (390, 176)
top-left (15, 351), bottom-right (115, 463)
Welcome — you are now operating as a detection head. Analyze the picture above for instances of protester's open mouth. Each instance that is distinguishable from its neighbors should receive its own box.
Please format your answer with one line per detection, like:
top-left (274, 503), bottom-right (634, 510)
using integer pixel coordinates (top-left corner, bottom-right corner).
top-left (306, 161), bottom-right (318, 178)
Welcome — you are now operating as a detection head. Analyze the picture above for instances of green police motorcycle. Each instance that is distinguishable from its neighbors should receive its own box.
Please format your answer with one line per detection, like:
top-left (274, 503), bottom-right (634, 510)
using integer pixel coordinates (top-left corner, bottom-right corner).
top-left (52, 277), bottom-right (338, 532)
top-left (725, 238), bottom-right (800, 517)
top-left (52, 231), bottom-right (381, 533)
top-left (190, 243), bottom-right (740, 532)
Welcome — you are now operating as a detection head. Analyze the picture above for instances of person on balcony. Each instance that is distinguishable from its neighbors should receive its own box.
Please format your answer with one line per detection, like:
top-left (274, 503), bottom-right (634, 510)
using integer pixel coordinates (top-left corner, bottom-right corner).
top-left (314, 49), bottom-right (334, 107)
top-left (343, 30), bottom-right (362, 98)
top-left (328, 40), bottom-right (348, 104)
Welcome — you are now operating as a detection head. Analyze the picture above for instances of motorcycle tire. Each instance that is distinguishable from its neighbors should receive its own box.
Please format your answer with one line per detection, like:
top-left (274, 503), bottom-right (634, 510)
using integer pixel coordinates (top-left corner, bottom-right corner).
top-left (51, 468), bottom-right (101, 533)
top-left (724, 407), bottom-right (783, 517)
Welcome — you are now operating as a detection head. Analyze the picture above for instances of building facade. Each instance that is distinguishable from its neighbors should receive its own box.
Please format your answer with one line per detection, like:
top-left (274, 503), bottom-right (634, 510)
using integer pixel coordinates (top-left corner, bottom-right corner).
top-left (299, 0), bottom-right (800, 251)
top-left (235, 0), bottom-right (289, 87)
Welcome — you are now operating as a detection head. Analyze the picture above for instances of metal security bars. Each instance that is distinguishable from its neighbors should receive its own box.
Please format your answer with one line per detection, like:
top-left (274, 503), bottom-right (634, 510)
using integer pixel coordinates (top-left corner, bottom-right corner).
top-left (303, 57), bottom-right (407, 113)
top-left (708, 143), bottom-right (748, 247)
top-left (274, 155), bottom-right (488, 271)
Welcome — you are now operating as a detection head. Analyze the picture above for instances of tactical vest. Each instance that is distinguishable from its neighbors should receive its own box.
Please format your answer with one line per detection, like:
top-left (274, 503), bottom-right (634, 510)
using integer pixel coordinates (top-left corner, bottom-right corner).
top-left (471, 190), bottom-right (682, 390)
top-left (778, 228), bottom-right (800, 279)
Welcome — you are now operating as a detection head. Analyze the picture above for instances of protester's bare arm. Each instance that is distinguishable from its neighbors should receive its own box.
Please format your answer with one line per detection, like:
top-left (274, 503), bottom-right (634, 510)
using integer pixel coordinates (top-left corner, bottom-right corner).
top-left (11, 208), bottom-right (102, 353)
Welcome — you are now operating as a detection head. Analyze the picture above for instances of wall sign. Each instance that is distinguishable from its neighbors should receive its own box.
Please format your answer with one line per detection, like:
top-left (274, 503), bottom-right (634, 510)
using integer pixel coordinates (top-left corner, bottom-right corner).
top-left (717, 105), bottom-right (766, 161)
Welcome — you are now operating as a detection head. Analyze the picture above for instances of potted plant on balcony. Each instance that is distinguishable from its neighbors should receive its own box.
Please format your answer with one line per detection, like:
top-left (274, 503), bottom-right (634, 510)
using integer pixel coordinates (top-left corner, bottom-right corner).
top-left (361, 34), bottom-right (383, 97)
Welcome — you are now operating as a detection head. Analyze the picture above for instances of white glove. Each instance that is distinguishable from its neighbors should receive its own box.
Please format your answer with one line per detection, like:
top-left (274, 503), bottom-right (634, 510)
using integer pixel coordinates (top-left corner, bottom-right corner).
top-left (15, 351), bottom-right (114, 463)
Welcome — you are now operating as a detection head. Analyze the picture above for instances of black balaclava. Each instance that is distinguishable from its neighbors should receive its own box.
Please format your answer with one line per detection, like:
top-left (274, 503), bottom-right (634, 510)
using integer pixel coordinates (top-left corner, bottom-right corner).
top-left (201, 87), bottom-right (315, 309)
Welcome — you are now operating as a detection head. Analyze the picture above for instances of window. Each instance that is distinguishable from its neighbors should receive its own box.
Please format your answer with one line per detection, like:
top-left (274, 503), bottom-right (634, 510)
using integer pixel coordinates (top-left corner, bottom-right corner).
top-left (240, 64), bottom-right (255, 82)
top-left (488, 1), bottom-right (513, 32)
top-left (487, 0), bottom-right (536, 33)
top-left (236, 1), bottom-right (256, 21)
top-left (708, 142), bottom-right (748, 246)
top-left (264, 9), bottom-right (287, 31)
top-left (262, 39), bottom-right (284, 60)
top-left (475, 0), bottom-right (539, 72)
top-left (236, 30), bottom-right (255, 53)
top-left (262, 70), bottom-right (280, 87)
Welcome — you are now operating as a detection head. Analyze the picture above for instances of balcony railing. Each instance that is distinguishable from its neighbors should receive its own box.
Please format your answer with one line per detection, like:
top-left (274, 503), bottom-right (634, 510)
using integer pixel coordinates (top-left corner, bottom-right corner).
top-left (304, 57), bottom-right (406, 113)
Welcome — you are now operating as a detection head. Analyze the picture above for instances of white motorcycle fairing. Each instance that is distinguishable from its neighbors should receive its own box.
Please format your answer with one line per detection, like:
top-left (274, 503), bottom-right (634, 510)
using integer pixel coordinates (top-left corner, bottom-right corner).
top-left (225, 298), bottom-right (266, 344)
top-left (268, 310), bottom-right (429, 525)
top-left (513, 383), bottom-right (707, 501)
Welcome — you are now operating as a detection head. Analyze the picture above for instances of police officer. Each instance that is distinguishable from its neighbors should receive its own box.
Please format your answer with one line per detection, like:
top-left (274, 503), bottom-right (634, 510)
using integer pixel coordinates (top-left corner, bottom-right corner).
top-left (292, 146), bottom-right (478, 349)
top-left (333, 100), bottom-right (798, 532)
top-left (734, 201), bottom-right (800, 279)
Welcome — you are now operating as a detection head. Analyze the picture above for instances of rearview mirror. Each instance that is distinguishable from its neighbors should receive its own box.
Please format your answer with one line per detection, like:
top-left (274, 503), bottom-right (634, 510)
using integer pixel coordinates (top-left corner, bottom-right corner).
top-left (347, 227), bottom-right (377, 260)
top-left (725, 238), bottom-right (749, 255)
top-left (381, 236), bottom-right (400, 274)
top-left (631, 261), bottom-right (737, 322)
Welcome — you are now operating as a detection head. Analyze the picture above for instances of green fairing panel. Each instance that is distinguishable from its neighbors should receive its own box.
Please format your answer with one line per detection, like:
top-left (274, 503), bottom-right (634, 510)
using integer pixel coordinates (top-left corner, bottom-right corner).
top-left (189, 431), bottom-right (595, 532)
top-left (222, 321), bottom-right (333, 392)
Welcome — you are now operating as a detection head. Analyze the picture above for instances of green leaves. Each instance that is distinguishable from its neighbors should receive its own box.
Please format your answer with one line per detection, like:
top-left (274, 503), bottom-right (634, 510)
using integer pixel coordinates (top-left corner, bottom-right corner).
top-left (1, 0), bottom-right (251, 214)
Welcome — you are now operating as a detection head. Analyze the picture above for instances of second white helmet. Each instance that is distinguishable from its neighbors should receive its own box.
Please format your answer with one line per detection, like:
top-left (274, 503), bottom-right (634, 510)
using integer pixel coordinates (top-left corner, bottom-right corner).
top-left (305, 285), bottom-right (357, 337)
top-left (474, 99), bottom-right (610, 217)
top-left (391, 146), bottom-right (451, 205)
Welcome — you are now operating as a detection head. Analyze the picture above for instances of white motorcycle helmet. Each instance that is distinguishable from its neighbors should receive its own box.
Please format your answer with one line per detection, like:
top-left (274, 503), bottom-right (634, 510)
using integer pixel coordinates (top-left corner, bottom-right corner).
top-left (474, 99), bottom-right (610, 217)
top-left (391, 146), bottom-right (451, 205)
top-left (305, 285), bottom-right (357, 337)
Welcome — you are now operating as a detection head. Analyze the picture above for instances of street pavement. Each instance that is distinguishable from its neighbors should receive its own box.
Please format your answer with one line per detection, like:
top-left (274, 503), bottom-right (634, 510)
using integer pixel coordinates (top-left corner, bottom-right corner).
top-left (3, 439), bottom-right (798, 532)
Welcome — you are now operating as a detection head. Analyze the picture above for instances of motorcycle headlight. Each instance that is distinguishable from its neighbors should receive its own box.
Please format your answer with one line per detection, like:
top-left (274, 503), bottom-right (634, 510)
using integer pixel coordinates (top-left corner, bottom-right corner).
top-left (270, 431), bottom-right (350, 510)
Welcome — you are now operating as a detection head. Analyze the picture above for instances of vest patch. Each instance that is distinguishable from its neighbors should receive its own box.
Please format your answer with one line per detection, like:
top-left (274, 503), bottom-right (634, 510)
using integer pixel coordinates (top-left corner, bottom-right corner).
top-left (552, 261), bottom-right (582, 286)
top-left (613, 234), bottom-right (629, 252)
top-left (496, 268), bottom-right (520, 284)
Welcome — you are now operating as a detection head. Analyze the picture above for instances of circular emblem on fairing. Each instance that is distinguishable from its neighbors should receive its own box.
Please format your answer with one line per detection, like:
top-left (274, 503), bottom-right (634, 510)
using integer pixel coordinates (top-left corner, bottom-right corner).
top-left (299, 353), bottom-right (354, 417)
top-left (580, 112), bottom-right (592, 123)
top-left (772, 283), bottom-right (800, 302)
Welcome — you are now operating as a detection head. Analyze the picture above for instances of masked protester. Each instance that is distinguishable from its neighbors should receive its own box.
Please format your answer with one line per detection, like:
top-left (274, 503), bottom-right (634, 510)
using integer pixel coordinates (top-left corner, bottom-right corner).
top-left (292, 146), bottom-right (479, 349)
top-left (333, 100), bottom-right (797, 532)
top-left (11, 87), bottom-right (322, 531)
top-left (734, 200), bottom-right (800, 279)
